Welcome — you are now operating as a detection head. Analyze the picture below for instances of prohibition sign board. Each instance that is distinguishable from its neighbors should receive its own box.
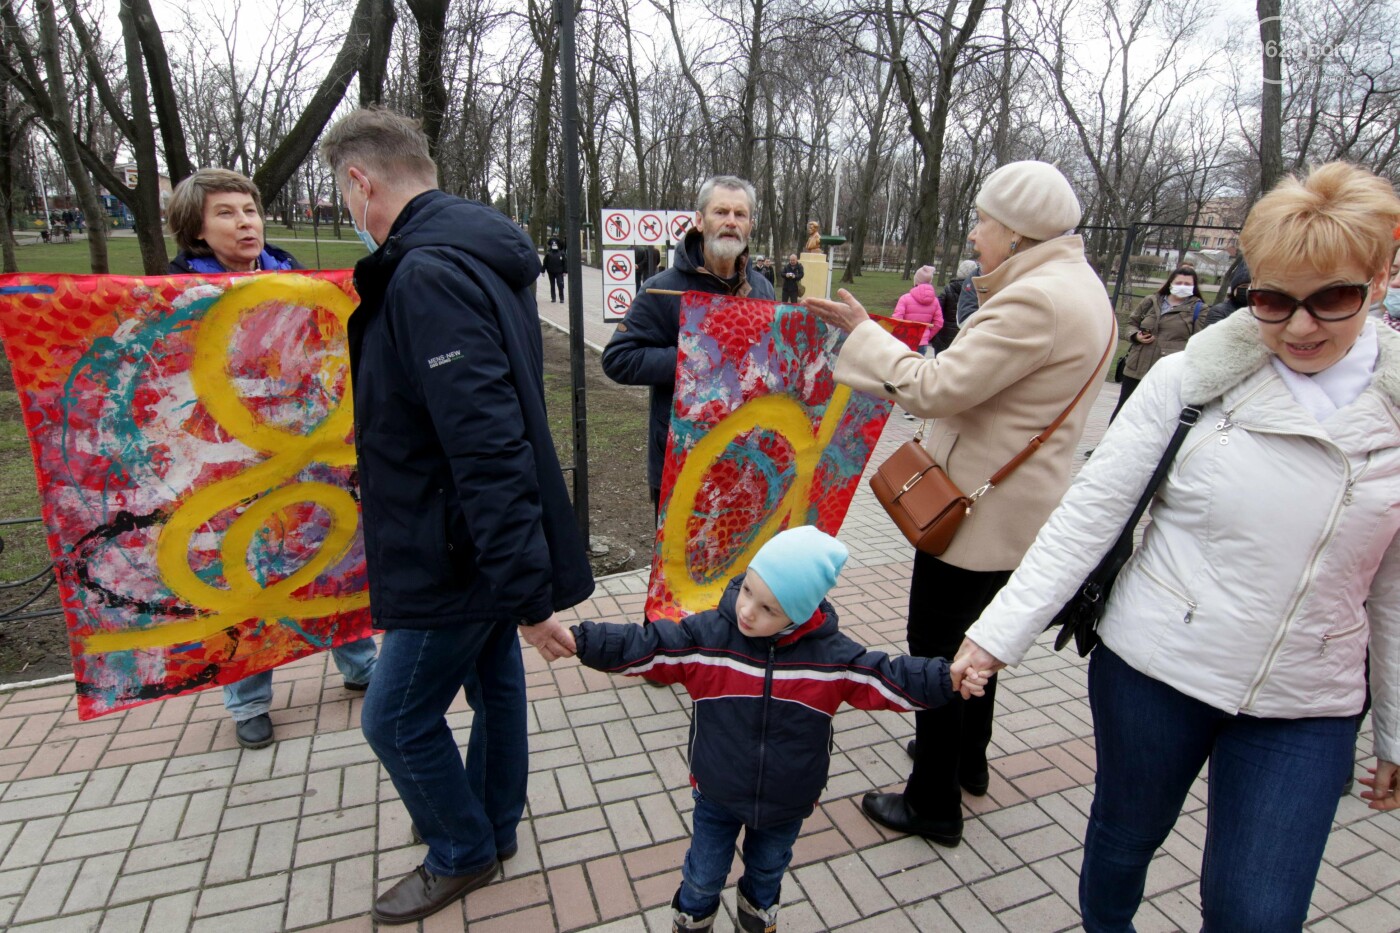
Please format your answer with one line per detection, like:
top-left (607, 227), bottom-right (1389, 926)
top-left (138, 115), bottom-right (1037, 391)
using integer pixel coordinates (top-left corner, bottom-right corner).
top-left (602, 210), bottom-right (633, 245)
top-left (636, 212), bottom-right (665, 245)
top-left (604, 284), bottom-right (636, 322)
top-left (668, 211), bottom-right (694, 242)
top-left (605, 250), bottom-right (634, 283)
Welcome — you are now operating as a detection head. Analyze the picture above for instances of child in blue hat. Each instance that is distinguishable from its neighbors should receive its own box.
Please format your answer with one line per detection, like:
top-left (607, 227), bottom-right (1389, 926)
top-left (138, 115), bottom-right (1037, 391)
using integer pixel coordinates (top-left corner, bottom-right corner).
top-left (570, 526), bottom-right (986, 932)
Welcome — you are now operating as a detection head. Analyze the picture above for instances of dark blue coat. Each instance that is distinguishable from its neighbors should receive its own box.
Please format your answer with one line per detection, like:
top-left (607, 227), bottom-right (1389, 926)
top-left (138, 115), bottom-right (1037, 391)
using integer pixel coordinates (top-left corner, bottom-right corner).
top-left (347, 190), bottom-right (594, 629)
top-left (574, 576), bottom-right (953, 827)
top-left (600, 229), bottom-right (775, 489)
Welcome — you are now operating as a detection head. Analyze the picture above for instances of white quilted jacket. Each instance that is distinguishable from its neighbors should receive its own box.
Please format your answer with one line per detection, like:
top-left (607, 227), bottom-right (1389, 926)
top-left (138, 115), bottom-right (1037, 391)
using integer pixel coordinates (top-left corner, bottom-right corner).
top-left (967, 312), bottom-right (1400, 763)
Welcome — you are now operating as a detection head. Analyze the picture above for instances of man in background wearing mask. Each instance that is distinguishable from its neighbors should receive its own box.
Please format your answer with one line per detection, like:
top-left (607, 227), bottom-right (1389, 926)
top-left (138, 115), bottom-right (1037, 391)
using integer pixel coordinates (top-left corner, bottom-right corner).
top-left (320, 107), bottom-right (594, 924)
top-left (1382, 244), bottom-right (1400, 332)
top-left (602, 174), bottom-right (775, 514)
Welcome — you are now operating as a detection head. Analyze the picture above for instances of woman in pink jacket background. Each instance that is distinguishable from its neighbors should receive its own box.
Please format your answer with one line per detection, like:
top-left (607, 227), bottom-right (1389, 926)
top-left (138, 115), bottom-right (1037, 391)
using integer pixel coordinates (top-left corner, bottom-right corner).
top-left (893, 265), bottom-right (944, 355)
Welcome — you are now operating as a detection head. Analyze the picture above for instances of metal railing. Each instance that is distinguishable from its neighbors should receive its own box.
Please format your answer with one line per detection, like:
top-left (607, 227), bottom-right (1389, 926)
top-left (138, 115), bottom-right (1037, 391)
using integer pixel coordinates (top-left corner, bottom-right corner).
top-left (0, 516), bottom-right (61, 623)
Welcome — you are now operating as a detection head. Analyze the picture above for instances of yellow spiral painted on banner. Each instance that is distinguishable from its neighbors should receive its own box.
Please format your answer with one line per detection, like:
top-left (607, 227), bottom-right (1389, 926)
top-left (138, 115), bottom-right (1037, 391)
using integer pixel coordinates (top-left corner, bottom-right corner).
top-left (84, 275), bottom-right (365, 654)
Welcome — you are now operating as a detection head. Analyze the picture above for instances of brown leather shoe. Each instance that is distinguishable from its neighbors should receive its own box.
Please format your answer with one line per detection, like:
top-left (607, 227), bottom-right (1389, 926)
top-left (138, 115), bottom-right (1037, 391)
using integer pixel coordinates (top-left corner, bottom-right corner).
top-left (371, 861), bottom-right (500, 925)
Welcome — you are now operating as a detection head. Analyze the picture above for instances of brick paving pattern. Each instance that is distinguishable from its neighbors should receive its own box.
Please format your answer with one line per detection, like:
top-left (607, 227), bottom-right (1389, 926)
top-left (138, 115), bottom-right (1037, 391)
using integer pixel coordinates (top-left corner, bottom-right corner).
top-left (2, 294), bottom-right (1398, 931)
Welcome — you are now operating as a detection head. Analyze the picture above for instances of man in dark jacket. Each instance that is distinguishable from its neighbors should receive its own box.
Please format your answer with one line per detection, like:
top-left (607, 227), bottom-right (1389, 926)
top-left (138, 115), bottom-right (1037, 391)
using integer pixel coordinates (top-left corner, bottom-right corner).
top-left (320, 108), bottom-right (593, 925)
top-left (601, 175), bottom-right (775, 512)
top-left (541, 245), bottom-right (567, 302)
top-left (780, 253), bottom-right (804, 302)
top-left (1201, 258), bottom-right (1250, 328)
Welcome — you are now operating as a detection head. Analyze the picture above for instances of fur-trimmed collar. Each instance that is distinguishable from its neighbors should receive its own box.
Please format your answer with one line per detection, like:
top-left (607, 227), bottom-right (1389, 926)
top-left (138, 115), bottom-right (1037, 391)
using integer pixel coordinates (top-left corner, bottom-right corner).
top-left (1180, 310), bottom-right (1400, 408)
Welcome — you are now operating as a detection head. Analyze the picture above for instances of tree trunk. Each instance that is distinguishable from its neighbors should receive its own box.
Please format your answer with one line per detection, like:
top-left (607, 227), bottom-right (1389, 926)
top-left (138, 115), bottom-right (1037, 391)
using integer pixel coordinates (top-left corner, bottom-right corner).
top-left (736, 0), bottom-right (764, 180)
top-left (253, 0), bottom-right (394, 205)
top-left (117, 0), bottom-right (168, 272)
top-left (526, 0), bottom-right (558, 246)
top-left (0, 38), bottom-right (18, 273)
top-left (1256, 0), bottom-right (1284, 193)
top-left (129, 0), bottom-right (191, 184)
top-left (406, 0), bottom-right (450, 162)
top-left (360, 0), bottom-right (395, 106)
top-left (34, 0), bottom-right (108, 272)
top-left (841, 65), bottom-right (895, 284)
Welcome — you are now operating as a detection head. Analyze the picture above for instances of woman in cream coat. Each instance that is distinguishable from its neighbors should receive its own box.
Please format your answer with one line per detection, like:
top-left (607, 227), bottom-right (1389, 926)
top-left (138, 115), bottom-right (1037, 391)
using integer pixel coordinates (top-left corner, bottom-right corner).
top-left (807, 161), bottom-right (1115, 846)
top-left (954, 163), bottom-right (1400, 930)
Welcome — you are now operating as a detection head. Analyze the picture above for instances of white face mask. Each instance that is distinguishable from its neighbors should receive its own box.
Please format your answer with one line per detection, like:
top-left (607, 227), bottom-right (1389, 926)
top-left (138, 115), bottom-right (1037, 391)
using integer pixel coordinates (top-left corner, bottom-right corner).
top-left (1169, 284), bottom-right (1195, 299)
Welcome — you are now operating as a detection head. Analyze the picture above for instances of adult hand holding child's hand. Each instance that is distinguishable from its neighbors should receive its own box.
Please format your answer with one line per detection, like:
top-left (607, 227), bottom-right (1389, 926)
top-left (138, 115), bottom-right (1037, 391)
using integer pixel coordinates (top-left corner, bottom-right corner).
top-left (951, 638), bottom-right (1005, 698)
top-left (519, 614), bottom-right (576, 662)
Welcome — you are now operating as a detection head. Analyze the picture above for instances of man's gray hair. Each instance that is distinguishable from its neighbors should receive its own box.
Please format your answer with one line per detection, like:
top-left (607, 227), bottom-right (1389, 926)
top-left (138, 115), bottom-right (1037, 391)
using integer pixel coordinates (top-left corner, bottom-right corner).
top-left (319, 106), bottom-right (438, 187)
top-left (697, 175), bottom-right (758, 217)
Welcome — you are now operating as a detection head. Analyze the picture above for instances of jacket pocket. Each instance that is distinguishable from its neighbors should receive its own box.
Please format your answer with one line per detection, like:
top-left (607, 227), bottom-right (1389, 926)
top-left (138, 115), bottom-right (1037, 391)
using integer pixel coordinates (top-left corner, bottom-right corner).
top-left (1319, 618), bottom-right (1367, 658)
top-left (1139, 565), bottom-right (1199, 625)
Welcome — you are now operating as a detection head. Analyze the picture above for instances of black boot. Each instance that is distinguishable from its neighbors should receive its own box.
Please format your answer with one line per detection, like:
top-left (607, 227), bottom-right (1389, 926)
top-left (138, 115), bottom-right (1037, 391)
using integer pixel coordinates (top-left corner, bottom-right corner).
top-left (671, 891), bottom-right (717, 932)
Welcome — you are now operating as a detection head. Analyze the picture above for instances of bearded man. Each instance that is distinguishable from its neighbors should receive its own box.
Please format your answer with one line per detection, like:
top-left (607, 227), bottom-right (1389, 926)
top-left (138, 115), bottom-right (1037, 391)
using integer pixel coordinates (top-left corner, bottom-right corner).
top-left (601, 175), bottom-right (775, 513)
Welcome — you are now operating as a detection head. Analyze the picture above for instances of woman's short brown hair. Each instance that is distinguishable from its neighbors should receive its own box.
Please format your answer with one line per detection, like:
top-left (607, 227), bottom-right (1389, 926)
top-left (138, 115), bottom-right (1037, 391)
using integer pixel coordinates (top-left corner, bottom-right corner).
top-left (167, 168), bottom-right (264, 256)
top-left (1241, 162), bottom-right (1400, 282)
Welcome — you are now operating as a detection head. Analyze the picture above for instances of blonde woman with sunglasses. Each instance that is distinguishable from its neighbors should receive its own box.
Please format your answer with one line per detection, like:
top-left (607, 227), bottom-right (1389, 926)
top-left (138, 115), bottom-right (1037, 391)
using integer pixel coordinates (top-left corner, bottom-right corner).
top-left (951, 162), bottom-right (1400, 930)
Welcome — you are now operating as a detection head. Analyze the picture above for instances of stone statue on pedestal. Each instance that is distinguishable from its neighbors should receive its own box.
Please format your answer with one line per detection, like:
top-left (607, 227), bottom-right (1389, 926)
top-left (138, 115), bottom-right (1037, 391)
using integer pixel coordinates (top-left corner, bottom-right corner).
top-left (804, 221), bottom-right (821, 253)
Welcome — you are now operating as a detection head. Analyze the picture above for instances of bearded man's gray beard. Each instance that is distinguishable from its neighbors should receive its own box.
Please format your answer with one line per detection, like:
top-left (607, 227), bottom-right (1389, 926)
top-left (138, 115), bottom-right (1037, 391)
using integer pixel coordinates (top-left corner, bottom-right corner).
top-left (705, 233), bottom-right (747, 261)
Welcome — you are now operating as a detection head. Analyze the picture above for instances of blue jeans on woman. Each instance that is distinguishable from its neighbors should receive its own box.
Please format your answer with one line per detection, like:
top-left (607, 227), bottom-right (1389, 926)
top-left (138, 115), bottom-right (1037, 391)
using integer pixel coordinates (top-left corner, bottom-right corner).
top-left (223, 636), bottom-right (378, 721)
top-left (360, 620), bottom-right (527, 877)
top-left (677, 789), bottom-right (804, 917)
top-left (1082, 646), bottom-right (1354, 931)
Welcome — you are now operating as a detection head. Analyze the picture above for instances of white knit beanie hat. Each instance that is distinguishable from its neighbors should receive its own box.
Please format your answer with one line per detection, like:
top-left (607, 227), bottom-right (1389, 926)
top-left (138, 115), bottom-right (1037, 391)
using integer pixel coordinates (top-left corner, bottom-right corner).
top-left (975, 161), bottom-right (1082, 241)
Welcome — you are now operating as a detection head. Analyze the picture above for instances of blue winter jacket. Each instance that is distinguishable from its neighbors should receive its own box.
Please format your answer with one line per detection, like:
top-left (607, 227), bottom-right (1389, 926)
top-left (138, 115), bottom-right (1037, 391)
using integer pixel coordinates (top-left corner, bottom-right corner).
top-left (574, 575), bottom-right (954, 827)
top-left (347, 190), bottom-right (594, 629)
top-left (600, 229), bottom-right (775, 489)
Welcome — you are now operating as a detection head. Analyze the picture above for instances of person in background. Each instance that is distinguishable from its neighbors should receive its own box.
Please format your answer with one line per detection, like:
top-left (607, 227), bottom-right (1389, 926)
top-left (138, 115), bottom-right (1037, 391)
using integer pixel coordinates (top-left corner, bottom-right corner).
top-left (542, 243), bottom-right (567, 303)
top-left (602, 175), bottom-right (775, 515)
top-left (805, 161), bottom-right (1114, 847)
top-left (892, 264), bottom-right (944, 356)
top-left (780, 253), bottom-right (804, 303)
top-left (931, 259), bottom-right (977, 354)
top-left (1111, 266), bottom-right (1205, 420)
top-left (1201, 259), bottom-right (1250, 327)
top-left (165, 166), bottom-right (377, 750)
top-left (953, 160), bottom-right (1400, 932)
top-left (956, 261), bottom-right (982, 325)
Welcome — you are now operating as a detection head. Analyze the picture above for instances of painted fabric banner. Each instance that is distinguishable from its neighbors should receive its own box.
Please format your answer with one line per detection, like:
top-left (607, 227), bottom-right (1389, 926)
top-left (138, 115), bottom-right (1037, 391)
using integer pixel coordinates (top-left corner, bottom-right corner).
top-left (646, 292), bottom-right (922, 621)
top-left (0, 272), bottom-right (372, 719)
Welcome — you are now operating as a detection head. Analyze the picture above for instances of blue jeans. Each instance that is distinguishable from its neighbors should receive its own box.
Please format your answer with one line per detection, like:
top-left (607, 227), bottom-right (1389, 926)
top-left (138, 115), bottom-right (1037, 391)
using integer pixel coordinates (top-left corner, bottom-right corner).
top-left (223, 636), bottom-right (378, 721)
top-left (677, 790), bottom-right (804, 917)
top-left (360, 620), bottom-right (527, 876)
top-left (1082, 646), bottom-right (1354, 932)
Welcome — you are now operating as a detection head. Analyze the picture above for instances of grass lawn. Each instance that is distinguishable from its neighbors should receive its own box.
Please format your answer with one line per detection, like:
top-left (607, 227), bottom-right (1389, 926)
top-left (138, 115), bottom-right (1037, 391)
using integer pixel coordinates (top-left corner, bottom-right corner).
top-left (5, 230), bottom-right (366, 275)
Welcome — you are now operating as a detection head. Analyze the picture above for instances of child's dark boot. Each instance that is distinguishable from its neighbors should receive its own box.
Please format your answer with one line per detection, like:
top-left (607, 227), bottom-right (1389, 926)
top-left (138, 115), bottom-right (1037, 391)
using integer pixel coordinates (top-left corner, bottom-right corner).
top-left (670, 891), bottom-right (717, 932)
top-left (736, 889), bottom-right (778, 933)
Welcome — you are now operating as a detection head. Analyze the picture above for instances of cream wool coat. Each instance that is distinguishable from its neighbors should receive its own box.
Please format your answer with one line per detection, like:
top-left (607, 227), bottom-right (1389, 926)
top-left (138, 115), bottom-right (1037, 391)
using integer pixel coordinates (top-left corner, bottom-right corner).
top-left (967, 313), bottom-right (1400, 762)
top-left (835, 235), bottom-right (1116, 571)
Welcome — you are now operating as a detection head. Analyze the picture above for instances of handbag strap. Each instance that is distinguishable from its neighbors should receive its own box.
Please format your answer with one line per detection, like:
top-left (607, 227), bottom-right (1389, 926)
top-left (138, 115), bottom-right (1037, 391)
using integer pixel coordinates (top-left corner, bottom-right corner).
top-left (1109, 405), bottom-right (1203, 547)
top-left (971, 329), bottom-right (1117, 500)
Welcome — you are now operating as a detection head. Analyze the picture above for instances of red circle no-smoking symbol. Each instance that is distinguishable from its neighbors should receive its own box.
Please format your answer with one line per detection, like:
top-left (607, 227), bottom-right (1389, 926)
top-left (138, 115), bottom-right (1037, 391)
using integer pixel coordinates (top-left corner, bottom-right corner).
top-left (606, 253), bottom-right (633, 281)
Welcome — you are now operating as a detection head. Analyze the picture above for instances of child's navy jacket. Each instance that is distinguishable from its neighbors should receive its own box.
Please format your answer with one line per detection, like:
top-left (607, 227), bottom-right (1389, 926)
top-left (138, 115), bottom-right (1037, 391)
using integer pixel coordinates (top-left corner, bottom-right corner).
top-left (573, 574), bottom-right (954, 828)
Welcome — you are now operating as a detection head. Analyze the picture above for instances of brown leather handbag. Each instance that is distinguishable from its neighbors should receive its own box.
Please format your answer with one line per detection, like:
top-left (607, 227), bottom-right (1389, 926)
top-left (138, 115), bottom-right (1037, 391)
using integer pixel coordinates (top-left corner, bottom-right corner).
top-left (871, 335), bottom-right (1114, 556)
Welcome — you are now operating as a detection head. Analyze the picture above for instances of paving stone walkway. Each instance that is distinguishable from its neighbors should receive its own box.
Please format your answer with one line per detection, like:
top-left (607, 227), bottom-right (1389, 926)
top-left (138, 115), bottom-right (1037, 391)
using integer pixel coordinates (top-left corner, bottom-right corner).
top-left (2, 292), bottom-right (1397, 931)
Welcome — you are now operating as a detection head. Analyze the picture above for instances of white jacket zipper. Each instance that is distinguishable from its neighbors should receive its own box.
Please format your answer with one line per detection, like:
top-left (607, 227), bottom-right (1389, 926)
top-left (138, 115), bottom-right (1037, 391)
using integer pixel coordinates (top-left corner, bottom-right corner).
top-left (1241, 433), bottom-right (1352, 710)
top-left (1320, 617), bottom-right (1368, 657)
top-left (1138, 565), bottom-right (1198, 624)
top-left (1177, 382), bottom-right (1274, 470)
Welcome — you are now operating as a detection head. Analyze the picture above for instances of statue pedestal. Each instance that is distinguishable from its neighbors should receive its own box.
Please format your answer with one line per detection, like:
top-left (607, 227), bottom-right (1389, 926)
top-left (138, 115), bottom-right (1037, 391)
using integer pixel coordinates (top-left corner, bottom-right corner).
top-left (799, 251), bottom-right (829, 300)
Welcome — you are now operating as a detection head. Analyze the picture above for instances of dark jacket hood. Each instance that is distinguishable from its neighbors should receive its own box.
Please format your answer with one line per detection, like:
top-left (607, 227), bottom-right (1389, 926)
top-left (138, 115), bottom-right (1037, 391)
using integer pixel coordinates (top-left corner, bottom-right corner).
top-left (372, 190), bottom-right (541, 290)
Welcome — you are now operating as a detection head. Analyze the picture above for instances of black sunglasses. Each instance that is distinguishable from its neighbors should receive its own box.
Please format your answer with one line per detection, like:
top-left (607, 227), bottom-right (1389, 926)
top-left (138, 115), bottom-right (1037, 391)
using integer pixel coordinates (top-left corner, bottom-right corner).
top-left (1246, 282), bottom-right (1370, 323)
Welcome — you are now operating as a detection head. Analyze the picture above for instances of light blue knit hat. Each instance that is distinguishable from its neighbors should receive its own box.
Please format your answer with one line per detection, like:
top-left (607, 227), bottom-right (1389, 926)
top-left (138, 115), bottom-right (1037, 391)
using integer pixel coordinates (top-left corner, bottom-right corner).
top-left (745, 526), bottom-right (849, 625)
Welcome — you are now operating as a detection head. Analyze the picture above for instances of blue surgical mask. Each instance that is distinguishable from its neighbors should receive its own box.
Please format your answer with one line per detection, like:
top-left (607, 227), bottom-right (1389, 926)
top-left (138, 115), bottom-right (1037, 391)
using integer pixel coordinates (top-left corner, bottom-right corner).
top-left (1385, 288), bottom-right (1400, 318)
top-left (352, 189), bottom-right (378, 252)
